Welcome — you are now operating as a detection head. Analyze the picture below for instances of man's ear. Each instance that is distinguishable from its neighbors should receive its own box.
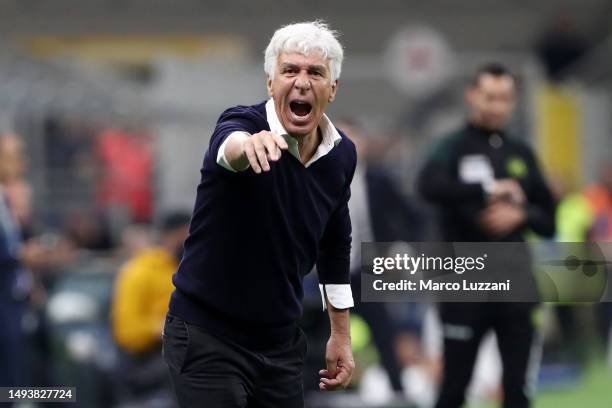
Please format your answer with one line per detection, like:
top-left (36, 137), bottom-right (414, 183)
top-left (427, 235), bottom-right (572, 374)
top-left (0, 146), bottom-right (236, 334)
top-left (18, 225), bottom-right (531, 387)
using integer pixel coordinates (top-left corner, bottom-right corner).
top-left (267, 77), bottom-right (274, 97)
top-left (328, 80), bottom-right (339, 102)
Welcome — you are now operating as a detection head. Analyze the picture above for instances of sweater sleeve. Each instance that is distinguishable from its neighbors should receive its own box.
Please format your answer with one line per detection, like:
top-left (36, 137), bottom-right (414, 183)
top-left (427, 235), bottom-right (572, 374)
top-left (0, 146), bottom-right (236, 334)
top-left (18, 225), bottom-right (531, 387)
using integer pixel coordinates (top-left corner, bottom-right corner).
top-left (206, 106), bottom-right (263, 172)
top-left (316, 144), bottom-right (357, 310)
top-left (216, 131), bottom-right (250, 172)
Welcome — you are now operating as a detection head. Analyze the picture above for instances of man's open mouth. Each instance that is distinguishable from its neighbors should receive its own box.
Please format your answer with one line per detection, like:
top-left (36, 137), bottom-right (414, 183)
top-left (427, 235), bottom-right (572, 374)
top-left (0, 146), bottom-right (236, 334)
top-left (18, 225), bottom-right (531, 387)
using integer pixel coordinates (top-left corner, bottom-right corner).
top-left (289, 100), bottom-right (312, 117)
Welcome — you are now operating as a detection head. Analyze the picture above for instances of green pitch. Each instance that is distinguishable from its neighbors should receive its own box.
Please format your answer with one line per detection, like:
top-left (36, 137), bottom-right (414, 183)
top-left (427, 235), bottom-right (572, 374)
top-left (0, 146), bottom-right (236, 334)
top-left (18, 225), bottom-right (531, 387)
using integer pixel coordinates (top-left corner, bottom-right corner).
top-left (471, 363), bottom-right (612, 408)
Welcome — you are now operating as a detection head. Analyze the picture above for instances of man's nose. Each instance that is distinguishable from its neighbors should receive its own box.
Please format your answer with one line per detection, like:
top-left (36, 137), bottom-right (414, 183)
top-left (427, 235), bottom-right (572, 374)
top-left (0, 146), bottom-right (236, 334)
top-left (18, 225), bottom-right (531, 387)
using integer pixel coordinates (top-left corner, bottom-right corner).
top-left (294, 72), bottom-right (311, 91)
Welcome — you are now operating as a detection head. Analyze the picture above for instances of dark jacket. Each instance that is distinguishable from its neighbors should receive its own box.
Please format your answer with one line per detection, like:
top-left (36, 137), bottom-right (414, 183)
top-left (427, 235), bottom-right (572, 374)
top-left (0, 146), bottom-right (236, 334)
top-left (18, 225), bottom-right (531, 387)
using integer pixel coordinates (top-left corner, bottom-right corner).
top-left (417, 123), bottom-right (556, 242)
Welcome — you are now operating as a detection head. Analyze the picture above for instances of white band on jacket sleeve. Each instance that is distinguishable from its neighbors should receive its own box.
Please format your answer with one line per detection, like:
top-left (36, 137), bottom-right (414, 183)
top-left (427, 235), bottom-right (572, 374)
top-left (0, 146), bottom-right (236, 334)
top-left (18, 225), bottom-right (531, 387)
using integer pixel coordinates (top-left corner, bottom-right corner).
top-left (217, 131), bottom-right (250, 172)
top-left (318, 284), bottom-right (354, 311)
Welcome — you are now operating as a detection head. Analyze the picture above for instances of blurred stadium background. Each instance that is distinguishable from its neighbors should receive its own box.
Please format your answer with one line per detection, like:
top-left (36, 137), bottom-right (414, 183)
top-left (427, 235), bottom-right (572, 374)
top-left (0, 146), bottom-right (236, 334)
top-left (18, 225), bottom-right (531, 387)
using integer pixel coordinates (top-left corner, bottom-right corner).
top-left (1, 0), bottom-right (612, 407)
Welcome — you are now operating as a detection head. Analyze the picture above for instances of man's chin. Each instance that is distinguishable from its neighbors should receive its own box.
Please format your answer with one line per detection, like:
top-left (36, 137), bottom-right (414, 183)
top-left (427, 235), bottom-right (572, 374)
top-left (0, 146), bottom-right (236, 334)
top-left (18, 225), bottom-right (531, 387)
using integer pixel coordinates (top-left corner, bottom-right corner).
top-left (284, 122), bottom-right (317, 138)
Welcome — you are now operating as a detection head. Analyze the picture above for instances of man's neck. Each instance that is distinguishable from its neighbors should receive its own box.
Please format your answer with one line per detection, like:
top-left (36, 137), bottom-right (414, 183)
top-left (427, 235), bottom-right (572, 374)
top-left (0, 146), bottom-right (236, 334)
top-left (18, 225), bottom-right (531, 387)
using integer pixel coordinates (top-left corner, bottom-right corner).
top-left (468, 118), bottom-right (505, 133)
top-left (296, 127), bottom-right (322, 164)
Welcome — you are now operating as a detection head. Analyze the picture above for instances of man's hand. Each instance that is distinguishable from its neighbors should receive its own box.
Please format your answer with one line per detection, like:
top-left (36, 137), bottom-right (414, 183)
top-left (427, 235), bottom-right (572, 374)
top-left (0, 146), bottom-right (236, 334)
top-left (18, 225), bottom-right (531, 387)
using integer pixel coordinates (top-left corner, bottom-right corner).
top-left (479, 201), bottom-right (527, 238)
top-left (225, 131), bottom-right (288, 173)
top-left (319, 332), bottom-right (355, 391)
top-left (487, 178), bottom-right (526, 205)
top-left (19, 236), bottom-right (76, 270)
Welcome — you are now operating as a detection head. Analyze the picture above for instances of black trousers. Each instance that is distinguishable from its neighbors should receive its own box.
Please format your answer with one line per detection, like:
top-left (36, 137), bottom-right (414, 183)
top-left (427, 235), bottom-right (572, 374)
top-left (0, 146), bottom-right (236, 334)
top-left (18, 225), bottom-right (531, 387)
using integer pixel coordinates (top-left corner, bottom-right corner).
top-left (434, 302), bottom-right (540, 408)
top-left (162, 314), bottom-right (307, 408)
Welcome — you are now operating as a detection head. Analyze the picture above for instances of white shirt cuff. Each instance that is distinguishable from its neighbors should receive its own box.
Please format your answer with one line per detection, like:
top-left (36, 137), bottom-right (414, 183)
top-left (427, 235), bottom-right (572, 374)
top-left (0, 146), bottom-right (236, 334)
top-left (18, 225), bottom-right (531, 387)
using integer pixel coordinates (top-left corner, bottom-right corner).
top-left (319, 284), bottom-right (354, 311)
top-left (217, 131), bottom-right (250, 172)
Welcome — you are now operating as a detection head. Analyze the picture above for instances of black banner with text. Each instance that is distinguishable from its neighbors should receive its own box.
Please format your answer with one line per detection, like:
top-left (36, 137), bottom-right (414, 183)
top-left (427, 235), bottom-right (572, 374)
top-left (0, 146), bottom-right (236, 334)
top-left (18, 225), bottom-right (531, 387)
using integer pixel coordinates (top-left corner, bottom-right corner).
top-left (360, 242), bottom-right (612, 302)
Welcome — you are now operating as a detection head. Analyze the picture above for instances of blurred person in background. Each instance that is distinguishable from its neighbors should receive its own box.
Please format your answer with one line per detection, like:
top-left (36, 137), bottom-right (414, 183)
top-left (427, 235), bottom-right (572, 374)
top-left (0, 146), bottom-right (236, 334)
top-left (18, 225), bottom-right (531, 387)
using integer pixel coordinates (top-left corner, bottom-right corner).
top-left (96, 126), bottom-right (154, 223)
top-left (338, 118), bottom-right (426, 397)
top-left (582, 162), bottom-right (612, 346)
top-left (557, 161), bottom-right (612, 357)
top-left (417, 63), bottom-right (556, 407)
top-left (64, 209), bottom-right (114, 251)
top-left (0, 133), bottom-right (33, 233)
top-left (536, 13), bottom-right (589, 82)
top-left (119, 222), bottom-right (155, 258)
top-left (582, 162), bottom-right (612, 243)
top-left (0, 132), bottom-right (54, 388)
top-left (110, 211), bottom-right (190, 402)
top-left (545, 173), bottom-right (591, 363)
top-left (164, 21), bottom-right (356, 408)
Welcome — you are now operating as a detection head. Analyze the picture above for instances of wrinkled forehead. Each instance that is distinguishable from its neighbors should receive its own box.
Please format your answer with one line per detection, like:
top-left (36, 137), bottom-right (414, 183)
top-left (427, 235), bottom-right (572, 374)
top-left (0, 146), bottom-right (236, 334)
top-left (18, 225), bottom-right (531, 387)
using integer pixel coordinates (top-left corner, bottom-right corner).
top-left (277, 48), bottom-right (329, 68)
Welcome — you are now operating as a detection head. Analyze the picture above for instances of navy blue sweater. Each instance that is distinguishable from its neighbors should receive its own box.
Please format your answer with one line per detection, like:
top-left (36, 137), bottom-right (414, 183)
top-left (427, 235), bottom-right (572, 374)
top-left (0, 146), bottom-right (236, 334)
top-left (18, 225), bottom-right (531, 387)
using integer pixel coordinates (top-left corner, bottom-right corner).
top-left (169, 101), bottom-right (357, 348)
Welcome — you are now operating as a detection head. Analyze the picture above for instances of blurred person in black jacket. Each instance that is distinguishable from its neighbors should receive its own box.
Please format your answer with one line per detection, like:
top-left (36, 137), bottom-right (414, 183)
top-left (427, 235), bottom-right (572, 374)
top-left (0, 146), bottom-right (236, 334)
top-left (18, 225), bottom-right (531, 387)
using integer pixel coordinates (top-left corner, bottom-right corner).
top-left (339, 119), bottom-right (425, 395)
top-left (417, 64), bottom-right (556, 408)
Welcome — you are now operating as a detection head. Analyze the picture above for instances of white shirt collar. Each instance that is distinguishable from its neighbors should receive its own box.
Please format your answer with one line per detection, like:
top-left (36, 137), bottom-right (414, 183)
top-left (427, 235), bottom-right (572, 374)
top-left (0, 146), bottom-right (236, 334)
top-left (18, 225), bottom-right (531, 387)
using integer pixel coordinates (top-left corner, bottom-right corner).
top-left (265, 98), bottom-right (341, 167)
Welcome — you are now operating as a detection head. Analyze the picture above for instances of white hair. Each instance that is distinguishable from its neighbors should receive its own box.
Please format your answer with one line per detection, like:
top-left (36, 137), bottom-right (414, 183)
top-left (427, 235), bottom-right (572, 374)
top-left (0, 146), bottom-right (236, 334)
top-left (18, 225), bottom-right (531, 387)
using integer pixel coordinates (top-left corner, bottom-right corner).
top-left (264, 21), bottom-right (344, 82)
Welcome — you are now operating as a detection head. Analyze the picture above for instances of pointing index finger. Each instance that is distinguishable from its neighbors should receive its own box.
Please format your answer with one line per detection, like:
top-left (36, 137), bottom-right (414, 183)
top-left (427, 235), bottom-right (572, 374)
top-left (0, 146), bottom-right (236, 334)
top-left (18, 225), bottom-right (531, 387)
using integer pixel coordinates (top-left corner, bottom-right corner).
top-left (271, 132), bottom-right (289, 150)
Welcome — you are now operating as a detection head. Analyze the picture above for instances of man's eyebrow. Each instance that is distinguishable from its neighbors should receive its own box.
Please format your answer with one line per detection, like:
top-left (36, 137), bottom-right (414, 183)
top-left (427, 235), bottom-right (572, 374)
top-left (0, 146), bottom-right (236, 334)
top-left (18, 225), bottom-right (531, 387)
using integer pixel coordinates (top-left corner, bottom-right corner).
top-left (279, 62), bottom-right (327, 72)
top-left (280, 62), bottom-right (299, 69)
top-left (308, 65), bottom-right (327, 72)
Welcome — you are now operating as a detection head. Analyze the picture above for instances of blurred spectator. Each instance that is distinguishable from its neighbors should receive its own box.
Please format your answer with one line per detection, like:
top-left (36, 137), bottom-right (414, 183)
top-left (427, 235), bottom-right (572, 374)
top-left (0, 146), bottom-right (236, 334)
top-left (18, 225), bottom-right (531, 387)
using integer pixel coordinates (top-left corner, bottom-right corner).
top-left (0, 133), bottom-right (33, 232)
top-left (96, 127), bottom-right (154, 223)
top-left (42, 116), bottom-right (99, 231)
top-left (582, 162), bottom-right (612, 242)
top-left (119, 222), bottom-right (155, 258)
top-left (110, 211), bottom-right (190, 401)
top-left (560, 162), bottom-right (612, 353)
top-left (0, 132), bottom-right (54, 389)
top-left (536, 14), bottom-right (589, 82)
top-left (44, 116), bottom-right (96, 185)
top-left (0, 133), bottom-right (29, 389)
top-left (546, 174), bottom-right (592, 363)
top-left (338, 119), bottom-right (426, 396)
top-left (417, 63), bottom-right (556, 407)
top-left (554, 179), bottom-right (593, 243)
top-left (64, 209), bottom-right (114, 251)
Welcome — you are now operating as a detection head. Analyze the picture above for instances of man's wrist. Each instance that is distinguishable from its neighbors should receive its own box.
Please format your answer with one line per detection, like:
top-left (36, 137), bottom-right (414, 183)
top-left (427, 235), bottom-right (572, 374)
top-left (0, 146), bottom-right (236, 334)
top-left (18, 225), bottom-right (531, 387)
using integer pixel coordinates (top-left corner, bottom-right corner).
top-left (330, 331), bottom-right (352, 348)
top-left (330, 321), bottom-right (350, 336)
top-left (331, 331), bottom-right (351, 340)
top-left (217, 132), bottom-right (250, 172)
top-left (329, 315), bottom-right (351, 338)
top-left (229, 133), bottom-right (251, 170)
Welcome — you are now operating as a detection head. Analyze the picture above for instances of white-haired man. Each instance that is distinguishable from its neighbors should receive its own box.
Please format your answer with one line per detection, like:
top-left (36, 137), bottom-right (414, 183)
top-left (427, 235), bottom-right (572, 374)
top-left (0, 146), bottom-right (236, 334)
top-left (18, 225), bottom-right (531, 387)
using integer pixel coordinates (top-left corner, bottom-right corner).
top-left (163, 21), bottom-right (356, 407)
